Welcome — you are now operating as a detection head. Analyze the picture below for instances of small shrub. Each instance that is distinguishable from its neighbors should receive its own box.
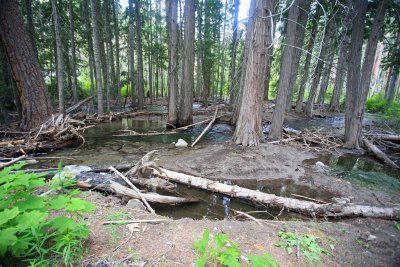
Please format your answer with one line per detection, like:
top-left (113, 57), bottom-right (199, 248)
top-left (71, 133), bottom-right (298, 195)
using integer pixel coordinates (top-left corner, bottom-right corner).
top-left (193, 229), bottom-right (279, 267)
top-left (0, 162), bottom-right (95, 266)
top-left (275, 231), bottom-right (332, 262)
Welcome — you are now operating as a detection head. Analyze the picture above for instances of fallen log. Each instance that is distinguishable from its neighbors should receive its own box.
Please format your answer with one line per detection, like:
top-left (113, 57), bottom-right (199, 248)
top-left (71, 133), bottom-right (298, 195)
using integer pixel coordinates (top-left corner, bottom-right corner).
top-left (363, 138), bottom-right (399, 169)
top-left (152, 167), bottom-right (400, 220)
top-left (365, 134), bottom-right (400, 142)
top-left (0, 139), bottom-right (25, 146)
top-left (109, 181), bottom-right (198, 204)
top-left (65, 95), bottom-right (95, 114)
top-left (102, 218), bottom-right (167, 225)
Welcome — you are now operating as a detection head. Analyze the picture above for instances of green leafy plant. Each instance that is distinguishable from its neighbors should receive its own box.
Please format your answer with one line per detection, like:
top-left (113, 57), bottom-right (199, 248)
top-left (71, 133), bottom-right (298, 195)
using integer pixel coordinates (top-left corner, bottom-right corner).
top-left (0, 162), bottom-right (95, 266)
top-left (275, 231), bottom-right (332, 262)
top-left (193, 229), bottom-right (279, 267)
top-left (394, 222), bottom-right (400, 232)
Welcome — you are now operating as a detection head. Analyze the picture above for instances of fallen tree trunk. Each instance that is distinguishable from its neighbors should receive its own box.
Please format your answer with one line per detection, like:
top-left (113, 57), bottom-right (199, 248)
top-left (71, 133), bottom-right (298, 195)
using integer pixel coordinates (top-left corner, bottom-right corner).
top-left (191, 108), bottom-right (218, 147)
top-left (363, 138), bottom-right (399, 169)
top-left (109, 181), bottom-right (198, 204)
top-left (152, 167), bottom-right (400, 220)
top-left (365, 134), bottom-right (400, 142)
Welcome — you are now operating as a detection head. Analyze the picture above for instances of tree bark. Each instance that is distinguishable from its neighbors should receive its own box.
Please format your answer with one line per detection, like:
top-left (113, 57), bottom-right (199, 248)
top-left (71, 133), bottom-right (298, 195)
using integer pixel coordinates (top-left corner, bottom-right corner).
top-left (134, 0), bottom-right (145, 110)
top-left (317, 53), bottom-right (334, 105)
top-left (329, 28), bottom-right (350, 112)
top-left (345, 0), bottom-right (389, 148)
top-left (295, 9), bottom-right (319, 112)
top-left (304, 9), bottom-right (335, 117)
top-left (285, 0), bottom-right (311, 111)
top-left (167, 0), bottom-right (179, 126)
top-left (51, 0), bottom-right (65, 114)
top-left (112, 0), bottom-right (121, 106)
top-left (24, 0), bottom-right (37, 58)
top-left (128, 0), bottom-right (136, 107)
top-left (104, 0), bottom-right (115, 105)
top-left (268, 0), bottom-right (300, 140)
top-left (90, 0), bottom-right (104, 115)
top-left (84, 0), bottom-right (95, 107)
top-left (0, 0), bottom-right (52, 130)
top-left (228, 0), bottom-right (240, 106)
top-left (232, 0), bottom-right (269, 146)
top-left (177, 0), bottom-right (195, 126)
top-left (69, 0), bottom-right (78, 104)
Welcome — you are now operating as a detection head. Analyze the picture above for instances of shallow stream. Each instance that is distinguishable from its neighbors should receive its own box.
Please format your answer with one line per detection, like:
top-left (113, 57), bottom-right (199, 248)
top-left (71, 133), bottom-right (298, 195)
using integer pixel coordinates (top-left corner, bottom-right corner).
top-left (35, 114), bottom-right (400, 220)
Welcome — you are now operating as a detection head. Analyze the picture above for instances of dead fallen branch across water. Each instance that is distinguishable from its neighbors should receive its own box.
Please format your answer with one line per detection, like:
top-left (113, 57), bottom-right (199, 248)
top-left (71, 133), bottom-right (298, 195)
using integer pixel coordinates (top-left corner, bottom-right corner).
top-left (149, 166), bottom-right (399, 220)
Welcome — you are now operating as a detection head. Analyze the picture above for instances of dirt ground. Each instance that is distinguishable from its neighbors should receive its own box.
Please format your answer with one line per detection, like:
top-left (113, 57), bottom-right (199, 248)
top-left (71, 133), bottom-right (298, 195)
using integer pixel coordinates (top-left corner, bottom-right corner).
top-left (80, 142), bottom-right (400, 267)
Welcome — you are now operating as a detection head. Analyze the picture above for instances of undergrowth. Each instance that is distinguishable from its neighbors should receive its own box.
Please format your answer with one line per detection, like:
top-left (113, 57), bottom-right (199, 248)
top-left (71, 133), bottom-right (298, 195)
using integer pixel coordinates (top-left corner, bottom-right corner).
top-left (0, 162), bottom-right (95, 266)
top-left (193, 229), bottom-right (279, 267)
top-left (365, 94), bottom-right (400, 125)
top-left (275, 231), bottom-right (332, 263)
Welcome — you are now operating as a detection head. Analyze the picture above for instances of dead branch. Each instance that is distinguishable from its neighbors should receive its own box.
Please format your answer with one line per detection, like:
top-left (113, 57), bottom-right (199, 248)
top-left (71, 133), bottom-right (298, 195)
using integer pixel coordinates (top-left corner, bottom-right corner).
top-left (191, 108), bottom-right (218, 147)
top-left (102, 219), bottom-right (168, 225)
top-left (363, 138), bottom-right (399, 169)
top-left (0, 155), bottom-right (26, 169)
top-left (109, 166), bottom-right (155, 214)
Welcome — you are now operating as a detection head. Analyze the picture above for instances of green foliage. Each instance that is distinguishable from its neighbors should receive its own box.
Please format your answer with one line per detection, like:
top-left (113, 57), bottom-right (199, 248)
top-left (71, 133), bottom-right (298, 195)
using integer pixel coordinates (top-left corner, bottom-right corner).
top-left (394, 222), bottom-right (400, 232)
top-left (275, 231), bottom-right (332, 262)
top-left (0, 162), bottom-right (95, 266)
top-left (366, 94), bottom-right (387, 113)
top-left (193, 229), bottom-right (279, 267)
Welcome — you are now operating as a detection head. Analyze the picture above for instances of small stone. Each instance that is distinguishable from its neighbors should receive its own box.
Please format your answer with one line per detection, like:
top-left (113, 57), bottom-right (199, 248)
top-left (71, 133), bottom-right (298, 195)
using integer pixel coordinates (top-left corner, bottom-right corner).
top-left (126, 199), bottom-right (146, 211)
top-left (175, 138), bottom-right (188, 147)
top-left (332, 197), bottom-right (351, 204)
top-left (367, 234), bottom-right (377, 241)
top-left (315, 161), bottom-right (330, 173)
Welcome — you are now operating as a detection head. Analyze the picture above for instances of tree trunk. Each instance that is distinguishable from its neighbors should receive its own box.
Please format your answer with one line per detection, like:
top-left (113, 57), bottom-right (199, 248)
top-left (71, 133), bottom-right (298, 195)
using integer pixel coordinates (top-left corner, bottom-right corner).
top-left (84, 0), bottom-right (95, 107)
top-left (24, 0), bottom-right (37, 58)
top-left (167, 0), bottom-right (179, 126)
top-left (90, 0), bottom-right (104, 115)
top-left (262, 0), bottom-right (276, 101)
top-left (112, 0), bottom-right (121, 106)
top-left (228, 0), bottom-right (240, 106)
top-left (295, 9), bottom-right (319, 112)
top-left (218, 0), bottom-right (228, 100)
top-left (345, 0), bottom-right (389, 148)
top-left (304, 10), bottom-right (335, 117)
top-left (148, 0), bottom-right (153, 105)
top-left (0, 0), bottom-right (52, 130)
top-left (51, 0), bottom-right (65, 114)
top-left (153, 167), bottom-right (400, 220)
top-left (104, 0), bottom-right (115, 105)
top-left (177, 0), bottom-right (195, 126)
top-left (317, 53), bottom-right (334, 105)
top-left (232, 0), bottom-right (269, 146)
top-left (69, 0), bottom-right (78, 104)
top-left (128, 0), bottom-right (136, 107)
top-left (134, 0), bottom-right (145, 110)
top-left (329, 28), bottom-right (350, 112)
top-left (285, 0), bottom-right (311, 111)
top-left (268, 0), bottom-right (300, 140)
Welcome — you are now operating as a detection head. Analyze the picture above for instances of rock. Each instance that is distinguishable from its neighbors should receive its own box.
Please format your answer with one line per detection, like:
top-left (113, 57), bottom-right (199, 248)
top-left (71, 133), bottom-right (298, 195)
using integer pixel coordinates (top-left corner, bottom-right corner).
top-left (332, 197), bottom-right (351, 204)
top-left (367, 234), bottom-right (377, 241)
top-left (314, 161), bottom-right (330, 173)
top-left (262, 124), bottom-right (271, 134)
top-left (175, 138), bottom-right (188, 147)
top-left (126, 199), bottom-right (146, 211)
top-left (53, 165), bottom-right (92, 180)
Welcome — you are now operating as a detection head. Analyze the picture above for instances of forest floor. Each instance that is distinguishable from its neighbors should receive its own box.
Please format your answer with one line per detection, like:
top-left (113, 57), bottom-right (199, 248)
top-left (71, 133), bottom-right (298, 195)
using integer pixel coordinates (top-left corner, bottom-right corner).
top-left (2, 100), bottom-right (400, 266)
top-left (75, 101), bottom-right (399, 267)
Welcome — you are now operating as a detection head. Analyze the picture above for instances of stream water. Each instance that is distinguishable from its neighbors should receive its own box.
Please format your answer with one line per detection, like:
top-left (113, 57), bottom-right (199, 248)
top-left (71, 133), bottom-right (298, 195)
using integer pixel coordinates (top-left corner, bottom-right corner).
top-left (34, 113), bottom-right (400, 220)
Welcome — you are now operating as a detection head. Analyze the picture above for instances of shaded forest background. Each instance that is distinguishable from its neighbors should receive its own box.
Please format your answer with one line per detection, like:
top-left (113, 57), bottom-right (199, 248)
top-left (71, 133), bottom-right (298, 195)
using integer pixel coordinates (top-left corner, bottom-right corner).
top-left (0, 0), bottom-right (399, 147)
